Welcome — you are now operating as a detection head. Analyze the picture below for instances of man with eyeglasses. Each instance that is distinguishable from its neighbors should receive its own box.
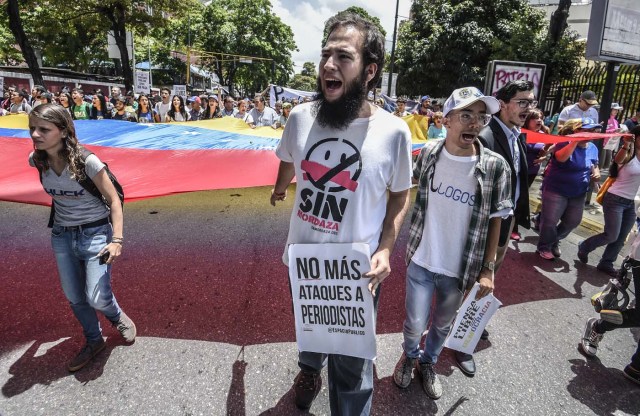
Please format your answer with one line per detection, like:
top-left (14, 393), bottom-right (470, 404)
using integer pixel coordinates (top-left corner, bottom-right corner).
top-left (452, 80), bottom-right (535, 376)
top-left (249, 96), bottom-right (278, 127)
top-left (394, 86), bottom-right (512, 399)
top-left (558, 90), bottom-right (599, 129)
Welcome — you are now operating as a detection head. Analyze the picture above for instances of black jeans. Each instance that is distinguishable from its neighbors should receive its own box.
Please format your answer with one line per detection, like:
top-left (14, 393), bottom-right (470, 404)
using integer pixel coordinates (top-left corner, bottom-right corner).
top-left (595, 258), bottom-right (640, 368)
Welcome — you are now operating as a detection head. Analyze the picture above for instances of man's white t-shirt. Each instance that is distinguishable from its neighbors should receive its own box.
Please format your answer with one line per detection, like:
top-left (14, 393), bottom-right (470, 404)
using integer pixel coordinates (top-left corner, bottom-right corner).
top-left (155, 101), bottom-right (171, 122)
top-left (558, 103), bottom-right (599, 124)
top-left (412, 147), bottom-right (476, 278)
top-left (276, 103), bottom-right (412, 264)
top-left (249, 106), bottom-right (278, 127)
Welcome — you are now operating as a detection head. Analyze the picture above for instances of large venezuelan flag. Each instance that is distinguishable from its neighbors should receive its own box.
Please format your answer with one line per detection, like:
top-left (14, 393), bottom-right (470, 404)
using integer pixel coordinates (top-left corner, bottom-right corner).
top-left (0, 115), bottom-right (286, 205)
top-left (0, 114), bottom-right (433, 206)
top-left (1, 113), bottom-right (625, 206)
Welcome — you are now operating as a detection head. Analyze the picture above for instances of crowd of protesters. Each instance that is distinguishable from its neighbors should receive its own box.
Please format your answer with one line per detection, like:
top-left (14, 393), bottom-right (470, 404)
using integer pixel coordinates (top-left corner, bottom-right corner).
top-left (7, 10), bottom-right (640, 410)
top-left (1, 84), bottom-right (312, 131)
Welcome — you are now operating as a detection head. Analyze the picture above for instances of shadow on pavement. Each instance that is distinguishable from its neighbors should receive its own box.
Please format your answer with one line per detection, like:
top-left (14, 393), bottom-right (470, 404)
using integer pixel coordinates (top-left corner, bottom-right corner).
top-left (1, 335), bottom-right (126, 398)
top-left (566, 358), bottom-right (640, 415)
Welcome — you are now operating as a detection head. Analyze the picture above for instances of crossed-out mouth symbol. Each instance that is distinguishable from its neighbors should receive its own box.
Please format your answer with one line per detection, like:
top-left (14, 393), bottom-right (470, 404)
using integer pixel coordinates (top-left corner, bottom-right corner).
top-left (302, 138), bottom-right (361, 192)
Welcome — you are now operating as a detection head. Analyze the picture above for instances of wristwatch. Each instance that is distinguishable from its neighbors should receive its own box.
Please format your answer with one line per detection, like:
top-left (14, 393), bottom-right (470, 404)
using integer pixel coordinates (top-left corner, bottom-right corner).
top-left (482, 261), bottom-right (495, 272)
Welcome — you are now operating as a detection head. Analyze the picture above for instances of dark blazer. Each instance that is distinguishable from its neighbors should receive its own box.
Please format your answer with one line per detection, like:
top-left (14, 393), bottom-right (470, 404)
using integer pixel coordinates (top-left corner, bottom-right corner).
top-left (478, 117), bottom-right (530, 246)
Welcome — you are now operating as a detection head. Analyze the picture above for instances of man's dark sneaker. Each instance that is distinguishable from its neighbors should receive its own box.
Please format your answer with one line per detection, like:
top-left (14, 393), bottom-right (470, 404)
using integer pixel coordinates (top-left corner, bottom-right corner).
top-left (417, 362), bottom-right (442, 399)
top-left (552, 244), bottom-right (562, 258)
top-left (623, 365), bottom-right (640, 386)
top-left (577, 243), bottom-right (589, 264)
top-left (579, 317), bottom-right (603, 357)
top-left (596, 264), bottom-right (618, 278)
top-left (393, 352), bottom-right (417, 388)
top-left (68, 339), bottom-right (106, 372)
top-left (480, 329), bottom-right (489, 340)
top-left (293, 370), bottom-right (321, 410)
top-left (454, 351), bottom-right (476, 377)
top-left (112, 311), bottom-right (136, 343)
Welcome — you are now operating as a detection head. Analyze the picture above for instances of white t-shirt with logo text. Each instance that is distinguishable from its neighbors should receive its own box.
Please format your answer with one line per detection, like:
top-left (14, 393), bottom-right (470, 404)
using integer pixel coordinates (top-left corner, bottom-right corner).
top-left (412, 147), bottom-right (476, 278)
top-left (29, 153), bottom-right (110, 226)
top-left (275, 102), bottom-right (412, 264)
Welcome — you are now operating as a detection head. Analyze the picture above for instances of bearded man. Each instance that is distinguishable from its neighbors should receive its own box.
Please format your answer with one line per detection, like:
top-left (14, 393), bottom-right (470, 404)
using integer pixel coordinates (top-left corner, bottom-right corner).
top-left (270, 12), bottom-right (412, 415)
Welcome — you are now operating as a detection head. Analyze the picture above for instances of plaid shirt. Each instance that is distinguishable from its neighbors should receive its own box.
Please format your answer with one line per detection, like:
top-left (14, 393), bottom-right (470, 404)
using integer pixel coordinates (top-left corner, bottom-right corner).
top-left (406, 139), bottom-right (513, 291)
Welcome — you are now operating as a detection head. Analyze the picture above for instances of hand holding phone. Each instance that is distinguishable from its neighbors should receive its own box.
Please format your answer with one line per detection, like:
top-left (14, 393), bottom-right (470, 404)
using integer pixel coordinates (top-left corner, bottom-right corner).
top-left (99, 252), bottom-right (110, 265)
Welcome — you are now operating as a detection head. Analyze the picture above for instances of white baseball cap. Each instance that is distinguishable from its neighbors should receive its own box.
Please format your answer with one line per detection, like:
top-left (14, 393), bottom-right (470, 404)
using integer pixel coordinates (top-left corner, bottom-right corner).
top-left (443, 87), bottom-right (500, 117)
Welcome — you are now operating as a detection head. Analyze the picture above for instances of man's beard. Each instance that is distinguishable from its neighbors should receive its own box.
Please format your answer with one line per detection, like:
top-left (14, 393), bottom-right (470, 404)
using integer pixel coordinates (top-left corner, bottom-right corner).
top-left (313, 73), bottom-right (367, 130)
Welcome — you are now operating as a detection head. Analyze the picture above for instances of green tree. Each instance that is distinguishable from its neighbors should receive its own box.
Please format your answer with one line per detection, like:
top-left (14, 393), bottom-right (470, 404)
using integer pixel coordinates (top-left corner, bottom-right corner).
top-left (287, 61), bottom-right (316, 91)
top-left (395, 0), bottom-right (584, 97)
top-left (199, 0), bottom-right (296, 97)
top-left (4, 0), bottom-right (45, 86)
top-left (322, 6), bottom-right (386, 46)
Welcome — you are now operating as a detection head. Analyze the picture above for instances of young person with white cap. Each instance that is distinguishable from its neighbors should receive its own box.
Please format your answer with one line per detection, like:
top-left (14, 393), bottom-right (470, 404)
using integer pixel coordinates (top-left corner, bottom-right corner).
top-left (393, 86), bottom-right (512, 399)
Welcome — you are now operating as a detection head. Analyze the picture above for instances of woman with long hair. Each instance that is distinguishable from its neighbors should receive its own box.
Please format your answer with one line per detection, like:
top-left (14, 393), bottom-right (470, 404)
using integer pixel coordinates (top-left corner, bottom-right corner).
top-left (59, 92), bottom-right (73, 115)
top-left (165, 95), bottom-right (190, 122)
top-left (28, 104), bottom-right (136, 371)
top-left (136, 93), bottom-right (159, 123)
top-left (536, 118), bottom-right (601, 260)
top-left (90, 93), bottom-right (111, 120)
top-left (579, 125), bottom-right (640, 276)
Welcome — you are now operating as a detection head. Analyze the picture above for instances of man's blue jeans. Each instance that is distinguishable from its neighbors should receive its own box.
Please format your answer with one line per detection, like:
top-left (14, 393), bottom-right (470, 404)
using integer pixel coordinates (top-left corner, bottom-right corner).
top-left (402, 261), bottom-right (464, 364)
top-left (538, 190), bottom-right (586, 251)
top-left (51, 222), bottom-right (122, 343)
top-left (298, 289), bottom-right (379, 415)
top-left (580, 192), bottom-right (636, 269)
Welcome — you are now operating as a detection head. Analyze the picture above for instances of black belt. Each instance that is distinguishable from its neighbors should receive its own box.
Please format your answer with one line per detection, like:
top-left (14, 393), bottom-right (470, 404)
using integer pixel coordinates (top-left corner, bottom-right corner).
top-left (60, 217), bottom-right (110, 230)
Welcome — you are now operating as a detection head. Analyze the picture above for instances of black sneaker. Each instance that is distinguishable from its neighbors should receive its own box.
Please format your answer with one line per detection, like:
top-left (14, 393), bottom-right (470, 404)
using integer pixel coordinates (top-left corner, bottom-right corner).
top-left (293, 370), bottom-right (321, 409)
top-left (579, 317), bottom-right (603, 357)
top-left (112, 311), bottom-right (137, 343)
top-left (417, 362), bottom-right (442, 399)
top-left (68, 339), bottom-right (106, 372)
top-left (623, 365), bottom-right (640, 386)
top-left (393, 352), bottom-right (417, 388)
top-left (577, 243), bottom-right (589, 264)
top-left (596, 265), bottom-right (618, 278)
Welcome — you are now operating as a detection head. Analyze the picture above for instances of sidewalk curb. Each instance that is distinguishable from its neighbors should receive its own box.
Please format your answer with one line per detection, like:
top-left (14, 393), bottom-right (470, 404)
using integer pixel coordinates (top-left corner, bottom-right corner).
top-left (530, 197), bottom-right (604, 234)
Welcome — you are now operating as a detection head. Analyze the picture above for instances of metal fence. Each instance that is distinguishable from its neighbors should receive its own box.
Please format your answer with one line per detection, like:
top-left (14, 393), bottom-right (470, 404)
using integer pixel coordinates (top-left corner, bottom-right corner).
top-left (543, 64), bottom-right (640, 122)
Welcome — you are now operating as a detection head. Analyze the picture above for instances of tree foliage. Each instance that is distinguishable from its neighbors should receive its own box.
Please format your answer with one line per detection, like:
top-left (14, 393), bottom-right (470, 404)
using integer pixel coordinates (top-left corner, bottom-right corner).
top-left (198, 0), bottom-right (296, 97)
top-left (288, 61), bottom-right (316, 91)
top-left (395, 0), bottom-right (584, 97)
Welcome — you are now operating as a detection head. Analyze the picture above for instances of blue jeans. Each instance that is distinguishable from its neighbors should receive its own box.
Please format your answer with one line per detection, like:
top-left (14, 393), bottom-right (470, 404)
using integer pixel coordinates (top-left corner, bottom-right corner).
top-left (298, 289), bottom-right (379, 416)
top-left (538, 190), bottom-right (586, 251)
top-left (580, 192), bottom-right (636, 269)
top-left (51, 222), bottom-right (122, 343)
top-left (402, 261), bottom-right (464, 364)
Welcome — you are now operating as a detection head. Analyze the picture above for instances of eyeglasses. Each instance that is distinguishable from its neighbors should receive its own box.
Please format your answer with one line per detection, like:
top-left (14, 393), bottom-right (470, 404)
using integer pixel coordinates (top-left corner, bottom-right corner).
top-left (454, 112), bottom-right (492, 127)
top-left (513, 99), bottom-right (538, 109)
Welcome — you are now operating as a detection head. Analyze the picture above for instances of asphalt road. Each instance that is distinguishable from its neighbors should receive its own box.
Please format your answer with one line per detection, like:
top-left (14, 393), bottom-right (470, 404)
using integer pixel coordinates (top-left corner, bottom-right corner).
top-left (1, 187), bottom-right (639, 416)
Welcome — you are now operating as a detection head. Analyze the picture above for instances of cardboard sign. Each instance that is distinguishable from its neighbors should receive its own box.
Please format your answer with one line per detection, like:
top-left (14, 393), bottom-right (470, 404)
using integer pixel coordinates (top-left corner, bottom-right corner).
top-left (288, 243), bottom-right (376, 360)
top-left (172, 85), bottom-right (187, 101)
top-left (135, 71), bottom-right (150, 94)
top-left (444, 284), bottom-right (502, 354)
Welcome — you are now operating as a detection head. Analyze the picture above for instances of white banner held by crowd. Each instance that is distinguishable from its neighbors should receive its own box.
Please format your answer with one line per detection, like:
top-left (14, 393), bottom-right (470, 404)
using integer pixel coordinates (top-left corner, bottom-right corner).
top-left (269, 85), bottom-right (315, 108)
top-left (444, 284), bottom-right (502, 354)
top-left (288, 243), bottom-right (376, 360)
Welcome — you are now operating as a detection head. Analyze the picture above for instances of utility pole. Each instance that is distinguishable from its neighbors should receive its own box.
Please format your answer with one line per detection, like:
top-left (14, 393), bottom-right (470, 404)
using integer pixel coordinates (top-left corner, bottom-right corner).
top-left (387, 0), bottom-right (400, 96)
